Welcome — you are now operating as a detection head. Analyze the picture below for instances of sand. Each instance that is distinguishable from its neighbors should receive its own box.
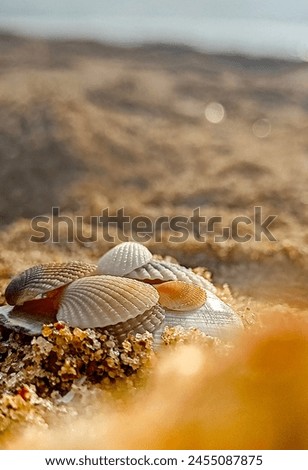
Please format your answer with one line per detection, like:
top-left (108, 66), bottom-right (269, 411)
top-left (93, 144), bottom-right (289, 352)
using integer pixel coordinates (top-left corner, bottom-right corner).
top-left (0, 33), bottom-right (307, 449)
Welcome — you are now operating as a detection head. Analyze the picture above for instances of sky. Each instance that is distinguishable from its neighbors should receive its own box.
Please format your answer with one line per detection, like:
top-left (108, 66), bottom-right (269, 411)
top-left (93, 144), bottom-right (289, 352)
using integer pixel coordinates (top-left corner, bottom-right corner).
top-left (1, 0), bottom-right (308, 22)
top-left (1, 1), bottom-right (308, 59)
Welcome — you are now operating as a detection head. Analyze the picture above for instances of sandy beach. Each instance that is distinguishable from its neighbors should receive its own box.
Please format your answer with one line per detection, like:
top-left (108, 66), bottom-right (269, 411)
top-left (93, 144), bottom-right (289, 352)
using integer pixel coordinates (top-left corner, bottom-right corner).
top-left (0, 33), bottom-right (307, 449)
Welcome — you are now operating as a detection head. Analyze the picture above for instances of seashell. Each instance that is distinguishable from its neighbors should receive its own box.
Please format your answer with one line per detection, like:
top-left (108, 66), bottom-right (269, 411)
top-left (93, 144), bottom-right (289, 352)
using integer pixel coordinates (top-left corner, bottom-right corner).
top-left (5, 261), bottom-right (97, 306)
top-left (97, 242), bottom-right (152, 277)
top-left (0, 305), bottom-right (44, 336)
top-left (155, 281), bottom-right (206, 311)
top-left (0, 305), bottom-right (166, 342)
top-left (105, 304), bottom-right (165, 342)
top-left (0, 242), bottom-right (243, 344)
top-left (57, 275), bottom-right (159, 328)
top-left (153, 289), bottom-right (243, 344)
top-left (0, 275), bottom-right (161, 336)
top-left (127, 259), bottom-right (216, 293)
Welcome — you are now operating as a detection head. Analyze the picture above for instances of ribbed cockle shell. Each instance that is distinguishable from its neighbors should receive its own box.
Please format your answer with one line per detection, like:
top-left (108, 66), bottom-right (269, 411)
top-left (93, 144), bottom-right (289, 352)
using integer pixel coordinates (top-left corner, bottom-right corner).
top-left (97, 242), bottom-right (152, 277)
top-left (57, 275), bottom-right (159, 328)
top-left (155, 281), bottom-right (206, 311)
top-left (5, 261), bottom-right (97, 306)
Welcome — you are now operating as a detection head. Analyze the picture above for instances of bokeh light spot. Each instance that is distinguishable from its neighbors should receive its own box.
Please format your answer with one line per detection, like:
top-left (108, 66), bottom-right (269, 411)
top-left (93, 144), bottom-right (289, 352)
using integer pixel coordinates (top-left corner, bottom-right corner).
top-left (252, 118), bottom-right (271, 138)
top-left (205, 102), bottom-right (225, 124)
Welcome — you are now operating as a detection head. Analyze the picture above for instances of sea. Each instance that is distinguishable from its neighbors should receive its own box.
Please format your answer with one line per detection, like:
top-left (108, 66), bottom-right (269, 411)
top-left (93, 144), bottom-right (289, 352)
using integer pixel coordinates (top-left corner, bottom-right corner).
top-left (1, 0), bottom-right (308, 60)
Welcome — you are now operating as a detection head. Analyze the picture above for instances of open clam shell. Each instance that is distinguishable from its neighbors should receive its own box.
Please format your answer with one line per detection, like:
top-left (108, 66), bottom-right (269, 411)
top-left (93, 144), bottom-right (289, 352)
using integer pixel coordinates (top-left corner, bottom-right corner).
top-left (5, 261), bottom-right (97, 306)
top-left (0, 275), bottom-right (160, 336)
top-left (57, 275), bottom-right (159, 328)
top-left (97, 242), bottom-right (152, 277)
top-left (153, 290), bottom-right (243, 344)
top-left (127, 259), bottom-right (216, 293)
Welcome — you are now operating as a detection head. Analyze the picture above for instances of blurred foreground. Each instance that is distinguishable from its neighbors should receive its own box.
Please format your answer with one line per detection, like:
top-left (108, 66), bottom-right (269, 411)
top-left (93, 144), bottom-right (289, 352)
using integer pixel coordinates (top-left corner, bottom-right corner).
top-left (3, 319), bottom-right (308, 450)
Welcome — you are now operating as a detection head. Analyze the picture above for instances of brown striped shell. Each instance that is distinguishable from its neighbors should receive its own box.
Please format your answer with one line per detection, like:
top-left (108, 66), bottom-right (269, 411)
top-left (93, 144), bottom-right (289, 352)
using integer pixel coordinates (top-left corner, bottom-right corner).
top-left (5, 261), bottom-right (97, 306)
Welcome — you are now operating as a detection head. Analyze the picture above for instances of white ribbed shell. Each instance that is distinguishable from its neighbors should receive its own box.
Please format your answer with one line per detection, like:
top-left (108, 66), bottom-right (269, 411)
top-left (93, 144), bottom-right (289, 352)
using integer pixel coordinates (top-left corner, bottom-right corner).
top-left (153, 290), bottom-right (243, 344)
top-left (5, 261), bottom-right (97, 306)
top-left (127, 260), bottom-right (215, 293)
top-left (97, 242), bottom-right (152, 277)
top-left (57, 275), bottom-right (159, 328)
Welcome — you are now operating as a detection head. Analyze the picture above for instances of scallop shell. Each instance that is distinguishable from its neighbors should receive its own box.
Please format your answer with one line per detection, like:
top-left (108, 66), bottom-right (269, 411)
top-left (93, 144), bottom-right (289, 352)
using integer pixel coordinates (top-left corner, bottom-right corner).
top-left (155, 281), bottom-right (206, 311)
top-left (127, 259), bottom-right (216, 292)
top-left (97, 242), bottom-right (152, 277)
top-left (57, 275), bottom-right (159, 328)
top-left (105, 304), bottom-right (165, 342)
top-left (5, 261), bottom-right (97, 306)
top-left (153, 290), bottom-right (243, 344)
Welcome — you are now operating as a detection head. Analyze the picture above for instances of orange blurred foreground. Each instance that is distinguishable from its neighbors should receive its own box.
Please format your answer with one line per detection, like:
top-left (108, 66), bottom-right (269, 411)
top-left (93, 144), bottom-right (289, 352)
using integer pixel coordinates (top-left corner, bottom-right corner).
top-left (7, 317), bottom-right (308, 450)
